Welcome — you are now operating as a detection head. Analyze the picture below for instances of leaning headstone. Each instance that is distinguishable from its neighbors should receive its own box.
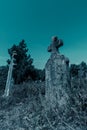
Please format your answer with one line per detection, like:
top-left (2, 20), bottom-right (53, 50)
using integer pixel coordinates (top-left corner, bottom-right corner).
top-left (3, 51), bottom-right (17, 98)
top-left (45, 36), bottom-right (70, 109)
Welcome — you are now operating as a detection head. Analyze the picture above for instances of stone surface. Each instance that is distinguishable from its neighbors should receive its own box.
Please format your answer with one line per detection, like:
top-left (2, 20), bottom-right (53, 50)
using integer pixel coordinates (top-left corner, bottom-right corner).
top-left (45, 36), bottom-right (70, 109)
top-left (3, 51), bottom-right (17, 97)
top-left (48, 36), bottom-right (63, 53)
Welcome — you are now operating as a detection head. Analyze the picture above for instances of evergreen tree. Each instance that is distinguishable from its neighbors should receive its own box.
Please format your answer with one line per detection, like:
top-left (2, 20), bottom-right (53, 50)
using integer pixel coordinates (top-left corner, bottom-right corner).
top-left (8, 40), bottom-right (34, 84)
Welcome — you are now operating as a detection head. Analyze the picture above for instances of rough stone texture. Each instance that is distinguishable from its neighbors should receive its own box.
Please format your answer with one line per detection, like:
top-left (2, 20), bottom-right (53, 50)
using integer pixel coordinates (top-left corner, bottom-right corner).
top-left (3, 51), bottom-right (17, 97)
top-left (47, 36), bottom-right (63, 54)
top-left (45, 36), bottom-right (70, 109)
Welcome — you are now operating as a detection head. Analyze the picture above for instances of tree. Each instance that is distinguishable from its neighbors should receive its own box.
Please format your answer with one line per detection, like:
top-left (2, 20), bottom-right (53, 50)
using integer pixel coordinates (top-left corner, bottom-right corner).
top-left (8, 40), bottom-right (34, 84)
top-left (70, 64), bottom-right (79, 77)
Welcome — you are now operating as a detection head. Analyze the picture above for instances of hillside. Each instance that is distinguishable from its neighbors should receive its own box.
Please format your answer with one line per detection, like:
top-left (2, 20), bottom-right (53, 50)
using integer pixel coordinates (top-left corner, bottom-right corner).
top-left (0, 61), bottom-right (87, 130)
top-left (0, 79), bottom-right (87, 130)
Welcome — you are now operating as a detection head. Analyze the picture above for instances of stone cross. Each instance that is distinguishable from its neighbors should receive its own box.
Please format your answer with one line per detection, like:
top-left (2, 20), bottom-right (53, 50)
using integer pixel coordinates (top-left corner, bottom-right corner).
top-left (3, 51), bottom-right (17, 97)
top-left (48, 36), bottom-right (63, 53)
top-left (45, 36), bottom-right (70, 109)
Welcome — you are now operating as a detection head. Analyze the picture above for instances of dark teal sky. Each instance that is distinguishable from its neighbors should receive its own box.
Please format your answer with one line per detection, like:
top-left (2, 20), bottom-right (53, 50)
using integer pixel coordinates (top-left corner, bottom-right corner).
top-left (0, 0), bottom-right (87, 69)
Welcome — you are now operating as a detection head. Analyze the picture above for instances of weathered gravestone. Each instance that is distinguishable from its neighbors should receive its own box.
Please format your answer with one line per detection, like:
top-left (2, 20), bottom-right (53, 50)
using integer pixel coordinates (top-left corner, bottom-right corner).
top-left (3, 51), bottom-right (17, 97)
top-left (45, 36), bottom-right (70, 109)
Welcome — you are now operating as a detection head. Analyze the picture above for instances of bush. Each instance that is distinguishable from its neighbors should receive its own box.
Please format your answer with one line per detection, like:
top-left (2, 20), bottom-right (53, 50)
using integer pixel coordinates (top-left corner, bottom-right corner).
top-left (0, 66), bottom-right (8, 91)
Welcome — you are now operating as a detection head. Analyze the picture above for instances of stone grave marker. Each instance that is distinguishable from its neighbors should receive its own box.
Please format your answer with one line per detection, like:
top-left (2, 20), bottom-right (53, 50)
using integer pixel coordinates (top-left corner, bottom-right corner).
top-left (3, 51), bottom-right (17, 97)
top-left (45, 36), bottom-right (70, 109)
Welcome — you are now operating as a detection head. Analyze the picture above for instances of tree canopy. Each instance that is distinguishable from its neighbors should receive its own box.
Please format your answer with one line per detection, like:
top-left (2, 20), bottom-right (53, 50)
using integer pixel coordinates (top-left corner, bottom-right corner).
top-left (8, 40), bottom-right (45, 84)
top-left (8, 40), bottom-right (34, 84)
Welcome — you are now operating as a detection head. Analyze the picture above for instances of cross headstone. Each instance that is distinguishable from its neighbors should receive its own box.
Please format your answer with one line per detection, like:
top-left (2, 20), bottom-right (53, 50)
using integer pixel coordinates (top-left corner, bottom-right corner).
top-left (45, 36), bottom-right (70, 110)
top-left (3, 51), bottom-right (17, 97)
top-left (48, 36), bottom-right (63, 53)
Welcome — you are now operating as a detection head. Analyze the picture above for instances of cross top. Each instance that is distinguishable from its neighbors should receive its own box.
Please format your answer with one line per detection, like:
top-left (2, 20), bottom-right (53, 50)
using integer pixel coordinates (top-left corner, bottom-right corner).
top-left (48, 36), bottom-right (63, 53)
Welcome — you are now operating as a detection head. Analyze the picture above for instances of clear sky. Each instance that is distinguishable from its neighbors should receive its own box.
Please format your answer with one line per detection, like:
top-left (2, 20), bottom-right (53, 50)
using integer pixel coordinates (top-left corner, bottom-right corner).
top-left (0, 0), bottom-right (87, 69)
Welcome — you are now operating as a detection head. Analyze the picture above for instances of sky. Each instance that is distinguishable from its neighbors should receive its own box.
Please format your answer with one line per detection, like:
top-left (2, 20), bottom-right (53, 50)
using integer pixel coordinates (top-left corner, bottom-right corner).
top-left (0, 0), bottom-right (87, 69)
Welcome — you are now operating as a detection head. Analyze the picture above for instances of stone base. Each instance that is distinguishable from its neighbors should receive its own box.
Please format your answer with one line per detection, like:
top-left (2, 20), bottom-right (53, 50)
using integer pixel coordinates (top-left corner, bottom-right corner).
top-left (45, 53), bottom-right (70, 109)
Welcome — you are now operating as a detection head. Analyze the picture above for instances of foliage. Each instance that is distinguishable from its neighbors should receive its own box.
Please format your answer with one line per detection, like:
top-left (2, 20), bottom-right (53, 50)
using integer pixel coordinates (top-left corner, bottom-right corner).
top-left (29, 68), bottom-right (45, 81)
top-left (70, 64), bottom-right (79, 77)
top-left (0, 66), bottom-right (8, 90)
top-left (69, 62), bottom-right (87, 128)
top-left (70, 61), bottom-right (87, 78)
top-left (8, 40), bottom-right (45, 84)
top-left (78, 61), bottom-right (87, 77)
top-left (0, 61), bottom-right (87, 129)
top-left (8, 40), bottom-right (34, 84)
